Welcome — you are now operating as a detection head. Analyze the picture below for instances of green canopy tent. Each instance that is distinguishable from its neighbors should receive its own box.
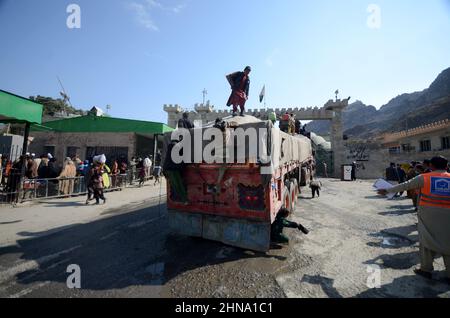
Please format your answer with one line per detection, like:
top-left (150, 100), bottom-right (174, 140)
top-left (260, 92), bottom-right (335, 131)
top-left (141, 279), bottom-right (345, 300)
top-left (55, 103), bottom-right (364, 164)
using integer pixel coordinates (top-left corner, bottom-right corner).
top-left (0, 89), bottom-right (48, 153)
top-left (0, 89), bottom-right (46, 202)
top-left (30, 114), bottom-right (174, 164)
top-left (0, 90), bottom-right (43, 125)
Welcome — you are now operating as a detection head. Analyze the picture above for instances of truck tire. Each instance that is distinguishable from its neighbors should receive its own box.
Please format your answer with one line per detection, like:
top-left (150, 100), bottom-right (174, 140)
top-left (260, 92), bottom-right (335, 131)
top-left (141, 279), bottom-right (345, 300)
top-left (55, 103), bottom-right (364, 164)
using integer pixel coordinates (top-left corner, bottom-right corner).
top-left (300, 168), bottom-right (307, 186)
top-left (290, 178), bottom-right (299, 198)
top-left (282, 187), bottom-right (293, 215)
top-left (289, 181), bottom-right (297, 212)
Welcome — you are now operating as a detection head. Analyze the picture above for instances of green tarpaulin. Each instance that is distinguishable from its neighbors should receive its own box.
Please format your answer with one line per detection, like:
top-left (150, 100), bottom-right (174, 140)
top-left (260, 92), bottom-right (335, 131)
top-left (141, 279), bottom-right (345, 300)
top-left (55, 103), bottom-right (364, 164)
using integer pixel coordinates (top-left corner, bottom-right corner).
top-left (33, 115), bottom-right (173, 134)
top-left (0, 90), bottom-right (43, 124)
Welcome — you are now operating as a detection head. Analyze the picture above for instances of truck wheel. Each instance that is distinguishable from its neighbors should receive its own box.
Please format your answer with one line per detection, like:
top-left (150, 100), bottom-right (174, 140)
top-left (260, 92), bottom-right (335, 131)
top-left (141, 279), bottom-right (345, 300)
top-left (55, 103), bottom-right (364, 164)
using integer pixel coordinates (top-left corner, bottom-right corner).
top-left (289, 181), bottom-right (297, 212)
top-left (300, 168), bottom-right (307, 186)
top-left (290, 179), bottom-right (299, 198)
top-left (282, 188), bottom-right (293, 215)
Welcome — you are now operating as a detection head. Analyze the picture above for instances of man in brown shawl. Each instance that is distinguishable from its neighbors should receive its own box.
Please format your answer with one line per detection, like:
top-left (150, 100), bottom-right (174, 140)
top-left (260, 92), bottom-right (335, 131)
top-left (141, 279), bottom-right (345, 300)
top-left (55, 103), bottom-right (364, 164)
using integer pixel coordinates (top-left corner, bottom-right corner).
top-left (226, 66), bottom-right (251, 117)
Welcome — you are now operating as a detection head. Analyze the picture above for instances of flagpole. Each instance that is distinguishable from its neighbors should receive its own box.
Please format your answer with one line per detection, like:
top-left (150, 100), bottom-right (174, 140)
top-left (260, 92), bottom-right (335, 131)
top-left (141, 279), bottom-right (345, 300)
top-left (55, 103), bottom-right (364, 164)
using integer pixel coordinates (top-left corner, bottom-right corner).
top-left (264, 84), bottom-right (267, 109)
top-left (259, 84), bottom-right (267, 109)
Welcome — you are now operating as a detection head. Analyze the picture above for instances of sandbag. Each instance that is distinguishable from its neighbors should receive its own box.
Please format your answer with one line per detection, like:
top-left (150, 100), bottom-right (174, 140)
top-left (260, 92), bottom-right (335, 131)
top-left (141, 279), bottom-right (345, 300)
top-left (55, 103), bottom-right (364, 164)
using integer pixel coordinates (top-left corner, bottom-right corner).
top-left (144, 158), bottom-right (152, 167)
top-left (94, 154), bottom-right (107, 164)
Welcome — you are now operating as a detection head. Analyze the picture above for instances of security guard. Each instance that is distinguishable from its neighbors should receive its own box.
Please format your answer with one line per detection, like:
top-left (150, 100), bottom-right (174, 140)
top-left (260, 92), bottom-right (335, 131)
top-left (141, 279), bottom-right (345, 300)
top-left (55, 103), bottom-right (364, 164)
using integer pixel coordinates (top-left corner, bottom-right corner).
top-left (379, 156), bottom-right (450, 284)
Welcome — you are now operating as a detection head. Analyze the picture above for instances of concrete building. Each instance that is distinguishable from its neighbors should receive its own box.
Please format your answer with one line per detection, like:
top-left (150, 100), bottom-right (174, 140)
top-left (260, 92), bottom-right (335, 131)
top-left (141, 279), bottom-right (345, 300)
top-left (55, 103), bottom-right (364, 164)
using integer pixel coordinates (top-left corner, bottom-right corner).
top-left (379, 119), bottom-right (450, 158)
top-left (0, 134), bottom-right (24, 161)
top-left (343, 119), bottom-right (450, 179)
top-left (28, 114), bottom-right (173, 165)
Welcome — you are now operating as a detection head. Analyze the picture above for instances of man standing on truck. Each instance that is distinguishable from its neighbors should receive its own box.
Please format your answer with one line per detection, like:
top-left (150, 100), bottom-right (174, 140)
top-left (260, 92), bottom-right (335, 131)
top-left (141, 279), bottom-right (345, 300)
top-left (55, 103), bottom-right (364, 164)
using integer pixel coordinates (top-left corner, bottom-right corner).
top-left (226, 66), bottom-right (251, 117)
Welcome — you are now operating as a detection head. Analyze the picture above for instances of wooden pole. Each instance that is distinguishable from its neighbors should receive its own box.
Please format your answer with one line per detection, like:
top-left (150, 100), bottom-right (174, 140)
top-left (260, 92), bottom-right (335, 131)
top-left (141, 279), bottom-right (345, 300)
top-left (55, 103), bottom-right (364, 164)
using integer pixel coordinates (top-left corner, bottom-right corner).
top-left (153, 134), bottom-right (160, 165)
top-left (17, 122), bottom-right (30, 203)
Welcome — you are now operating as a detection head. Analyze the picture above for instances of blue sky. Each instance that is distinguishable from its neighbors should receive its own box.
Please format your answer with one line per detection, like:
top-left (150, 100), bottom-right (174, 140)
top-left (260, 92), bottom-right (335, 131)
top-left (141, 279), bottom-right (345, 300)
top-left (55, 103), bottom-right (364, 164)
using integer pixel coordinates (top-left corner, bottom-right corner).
top-left (1, 0), bottom-right (449, 124)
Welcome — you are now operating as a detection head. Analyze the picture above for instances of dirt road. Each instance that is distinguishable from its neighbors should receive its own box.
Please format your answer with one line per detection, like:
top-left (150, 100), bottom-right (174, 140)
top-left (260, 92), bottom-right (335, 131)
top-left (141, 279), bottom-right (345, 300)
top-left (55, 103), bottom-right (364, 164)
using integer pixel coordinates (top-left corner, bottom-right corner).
top-left (0, 179), bottom-right (449, 298)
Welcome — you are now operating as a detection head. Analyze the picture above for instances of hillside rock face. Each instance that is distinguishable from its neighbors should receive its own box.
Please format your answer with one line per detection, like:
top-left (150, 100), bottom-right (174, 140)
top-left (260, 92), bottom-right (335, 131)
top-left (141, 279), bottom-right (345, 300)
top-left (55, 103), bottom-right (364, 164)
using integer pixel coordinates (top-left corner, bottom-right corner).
top-left (308, 67), bottom-right (450, 138)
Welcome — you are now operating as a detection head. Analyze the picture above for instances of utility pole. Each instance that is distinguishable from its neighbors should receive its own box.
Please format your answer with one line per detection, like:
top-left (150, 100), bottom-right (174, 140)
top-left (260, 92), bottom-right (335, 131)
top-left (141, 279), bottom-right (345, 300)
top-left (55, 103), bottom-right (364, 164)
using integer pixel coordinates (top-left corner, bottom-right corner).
top-left (57, 76), bottom-right (73, 116)
top-left (202, 88), bottom-right (208, 105)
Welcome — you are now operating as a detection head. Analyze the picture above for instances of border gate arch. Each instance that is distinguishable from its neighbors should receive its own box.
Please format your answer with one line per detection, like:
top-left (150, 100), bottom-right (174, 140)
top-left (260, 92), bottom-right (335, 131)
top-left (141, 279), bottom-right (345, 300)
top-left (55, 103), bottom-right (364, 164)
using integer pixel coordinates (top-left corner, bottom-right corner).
top-left (164, 98), bottom-right (349, 178)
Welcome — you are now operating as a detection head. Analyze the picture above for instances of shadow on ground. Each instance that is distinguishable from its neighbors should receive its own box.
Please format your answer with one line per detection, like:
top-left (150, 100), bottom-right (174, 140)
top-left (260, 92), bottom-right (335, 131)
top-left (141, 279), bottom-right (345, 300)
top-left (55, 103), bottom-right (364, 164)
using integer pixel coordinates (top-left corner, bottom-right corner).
top-left (367, 224), bottom-right (418, 249)
top-left (0, 202), bottom-right (285, 295)
top-left (379, 210), bottom-right (416, 216)
top-left (359, 203), bottom-right (450, 297)
top-left (301, 275), bottom-right (343, 298)
top-left (39, 201), bottom-right (89, 208)
top-left (355, 274), bottom-right (449, 298)
top-left (0, 220), bottom-right (22, 225)
top-left (364, 251), bottom-right (418, 270)
top-left (298, 195), bottom-right (314, 200)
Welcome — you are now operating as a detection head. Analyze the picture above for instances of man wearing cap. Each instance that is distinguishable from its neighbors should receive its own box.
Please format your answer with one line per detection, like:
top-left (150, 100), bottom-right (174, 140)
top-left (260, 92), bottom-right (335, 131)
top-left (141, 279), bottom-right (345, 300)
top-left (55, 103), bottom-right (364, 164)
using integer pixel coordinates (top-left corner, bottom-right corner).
top-left (379, 156), bottom-right (450, 284)
top-left (226, 66), bottom-right (251, 117)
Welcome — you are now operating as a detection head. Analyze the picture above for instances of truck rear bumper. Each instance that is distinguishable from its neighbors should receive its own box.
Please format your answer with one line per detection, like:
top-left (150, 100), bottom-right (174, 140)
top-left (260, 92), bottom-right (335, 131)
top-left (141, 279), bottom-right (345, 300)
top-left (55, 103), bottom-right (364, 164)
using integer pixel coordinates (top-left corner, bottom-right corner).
top-left (168, 210), bottom-right (271, 252)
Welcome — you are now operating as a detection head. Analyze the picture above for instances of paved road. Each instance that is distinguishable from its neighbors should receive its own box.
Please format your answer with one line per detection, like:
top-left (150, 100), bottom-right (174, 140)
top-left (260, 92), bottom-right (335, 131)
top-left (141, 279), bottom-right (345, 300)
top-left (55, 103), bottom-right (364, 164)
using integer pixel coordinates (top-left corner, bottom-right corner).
top-left (0, 179), bottom-right (449, 298)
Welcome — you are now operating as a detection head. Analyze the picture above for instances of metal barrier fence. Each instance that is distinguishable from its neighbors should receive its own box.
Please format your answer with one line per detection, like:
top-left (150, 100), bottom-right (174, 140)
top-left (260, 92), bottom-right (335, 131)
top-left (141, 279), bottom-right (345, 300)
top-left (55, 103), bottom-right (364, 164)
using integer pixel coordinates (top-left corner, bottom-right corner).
top-left (0, 170), bottom-right (160, 205)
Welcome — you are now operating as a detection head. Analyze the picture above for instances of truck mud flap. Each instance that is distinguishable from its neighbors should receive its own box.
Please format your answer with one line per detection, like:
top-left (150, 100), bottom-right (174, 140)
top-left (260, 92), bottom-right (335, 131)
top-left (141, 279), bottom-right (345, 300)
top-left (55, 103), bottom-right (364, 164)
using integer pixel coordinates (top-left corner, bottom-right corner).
top-left (169, 211), bottom-right (271, 252)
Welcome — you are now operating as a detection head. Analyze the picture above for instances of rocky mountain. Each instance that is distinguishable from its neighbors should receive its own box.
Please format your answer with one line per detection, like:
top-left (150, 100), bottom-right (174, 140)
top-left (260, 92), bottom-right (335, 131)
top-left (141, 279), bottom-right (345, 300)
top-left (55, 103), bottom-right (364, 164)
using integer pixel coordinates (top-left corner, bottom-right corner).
top-left (307, 67), bottom-right (450, 138)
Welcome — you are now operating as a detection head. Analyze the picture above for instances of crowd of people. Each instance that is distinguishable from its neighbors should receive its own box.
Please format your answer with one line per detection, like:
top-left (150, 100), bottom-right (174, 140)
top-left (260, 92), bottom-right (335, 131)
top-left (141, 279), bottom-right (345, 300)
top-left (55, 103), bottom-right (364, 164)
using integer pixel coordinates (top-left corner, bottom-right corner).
top-left (0, 151), bottom-right (164, 203)
top-left (277, 112), bottom-right (308, 137)
top-left (385, 159), bottom-right (450, 211)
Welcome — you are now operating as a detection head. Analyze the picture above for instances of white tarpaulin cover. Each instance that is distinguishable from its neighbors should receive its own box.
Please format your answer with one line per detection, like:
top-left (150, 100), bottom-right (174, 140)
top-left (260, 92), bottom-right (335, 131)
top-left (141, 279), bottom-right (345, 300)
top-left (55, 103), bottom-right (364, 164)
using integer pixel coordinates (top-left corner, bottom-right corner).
top-left (163, 116), bottom-right (312, 169)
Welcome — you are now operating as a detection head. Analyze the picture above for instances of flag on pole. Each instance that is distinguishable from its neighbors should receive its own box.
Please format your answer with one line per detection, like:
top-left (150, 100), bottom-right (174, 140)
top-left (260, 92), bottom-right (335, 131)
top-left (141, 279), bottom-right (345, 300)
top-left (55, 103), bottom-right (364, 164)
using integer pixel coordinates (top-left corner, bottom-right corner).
top-left (259, 85), bottom-right (266, 103)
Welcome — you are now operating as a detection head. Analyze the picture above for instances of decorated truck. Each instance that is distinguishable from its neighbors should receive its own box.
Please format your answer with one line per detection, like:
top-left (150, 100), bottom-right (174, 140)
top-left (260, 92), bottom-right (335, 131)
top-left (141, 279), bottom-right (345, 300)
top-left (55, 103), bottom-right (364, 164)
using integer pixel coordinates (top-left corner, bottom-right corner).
top-left (162, 115), bottom-right (314, 252)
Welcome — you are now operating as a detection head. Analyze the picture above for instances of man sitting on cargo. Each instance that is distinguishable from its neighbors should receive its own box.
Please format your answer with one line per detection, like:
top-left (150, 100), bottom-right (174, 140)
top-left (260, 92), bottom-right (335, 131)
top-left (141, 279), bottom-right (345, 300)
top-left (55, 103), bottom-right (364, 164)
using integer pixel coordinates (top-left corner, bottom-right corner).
top-left (178, 112), bottom-right (194, 129)
top-left (268, 111), bottom-right (277, 125)
top-left (289, 113), bottom-right (296, 135)
top-left (279, 112), bottom-right (290, 133)
top-left (213, 118), bottom-right (227, 132)
top-left (271, 208), bottom-right (309, 244)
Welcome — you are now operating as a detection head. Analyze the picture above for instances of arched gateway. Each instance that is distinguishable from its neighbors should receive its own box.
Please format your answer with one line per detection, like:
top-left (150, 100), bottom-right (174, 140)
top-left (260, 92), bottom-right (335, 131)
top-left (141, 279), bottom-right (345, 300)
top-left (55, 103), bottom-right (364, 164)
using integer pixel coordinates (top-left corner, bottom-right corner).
top-left (164, 98), bottom-right (349, 178)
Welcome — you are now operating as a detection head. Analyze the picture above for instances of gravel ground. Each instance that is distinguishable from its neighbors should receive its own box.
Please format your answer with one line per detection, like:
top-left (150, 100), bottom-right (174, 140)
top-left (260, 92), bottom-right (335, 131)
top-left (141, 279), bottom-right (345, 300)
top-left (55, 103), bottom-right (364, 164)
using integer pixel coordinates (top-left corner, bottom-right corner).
top-left (163, 179), bottom-right (450, 298)
top-left (0, 178), bottom-right (449, 298)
